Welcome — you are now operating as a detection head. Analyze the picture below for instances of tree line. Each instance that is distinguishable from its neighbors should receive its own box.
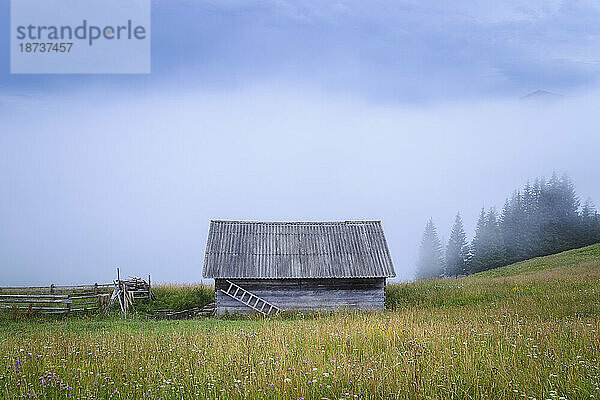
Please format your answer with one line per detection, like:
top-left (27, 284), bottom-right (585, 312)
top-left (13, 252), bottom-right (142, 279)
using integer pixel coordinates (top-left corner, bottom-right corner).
top-left (416, 174), bottom-right (600, 279)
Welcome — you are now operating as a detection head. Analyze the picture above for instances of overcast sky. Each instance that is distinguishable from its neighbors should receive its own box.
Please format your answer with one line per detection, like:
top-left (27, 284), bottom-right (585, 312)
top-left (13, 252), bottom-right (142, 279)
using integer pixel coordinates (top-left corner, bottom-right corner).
top-left (1, 0), bottom-right (600, 284)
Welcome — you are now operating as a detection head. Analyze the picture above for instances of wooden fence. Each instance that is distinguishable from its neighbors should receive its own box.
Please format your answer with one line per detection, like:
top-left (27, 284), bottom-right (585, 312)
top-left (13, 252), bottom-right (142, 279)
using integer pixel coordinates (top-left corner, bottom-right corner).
top-left (107, 276), bottom-right (154, 317)
top-left (0, 283), bottom-right (115, 314)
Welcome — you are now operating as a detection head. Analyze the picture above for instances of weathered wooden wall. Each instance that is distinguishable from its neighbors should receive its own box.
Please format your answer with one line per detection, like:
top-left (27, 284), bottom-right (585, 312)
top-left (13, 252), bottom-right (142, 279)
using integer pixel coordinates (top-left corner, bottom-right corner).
top-left (215, 278), bottom-right (385, 315)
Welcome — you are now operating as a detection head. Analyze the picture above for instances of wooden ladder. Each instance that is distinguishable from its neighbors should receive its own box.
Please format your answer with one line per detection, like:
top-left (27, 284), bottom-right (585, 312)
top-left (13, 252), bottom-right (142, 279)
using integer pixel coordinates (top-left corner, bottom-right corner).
top-left (220, 280), bottom-right (283, 316)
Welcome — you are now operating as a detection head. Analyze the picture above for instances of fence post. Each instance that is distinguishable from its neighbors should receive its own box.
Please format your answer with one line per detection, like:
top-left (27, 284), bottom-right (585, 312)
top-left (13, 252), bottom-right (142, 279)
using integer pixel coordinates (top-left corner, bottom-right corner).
top-left (94, 283), bottom-right (98, 295)
top-left (50, 284), bottom-right (55, 294)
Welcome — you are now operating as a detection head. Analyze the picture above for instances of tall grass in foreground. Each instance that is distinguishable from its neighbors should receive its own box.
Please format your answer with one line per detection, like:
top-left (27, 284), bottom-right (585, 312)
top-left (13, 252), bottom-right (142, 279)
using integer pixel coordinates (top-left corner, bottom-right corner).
top-left (0, 244), bottom-right (599, 399)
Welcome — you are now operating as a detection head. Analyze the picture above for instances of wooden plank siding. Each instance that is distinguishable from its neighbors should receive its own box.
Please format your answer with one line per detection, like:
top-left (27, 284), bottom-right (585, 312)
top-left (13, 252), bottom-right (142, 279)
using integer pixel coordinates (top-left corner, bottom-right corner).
top-left (215, 278), bottom-right (385, 315)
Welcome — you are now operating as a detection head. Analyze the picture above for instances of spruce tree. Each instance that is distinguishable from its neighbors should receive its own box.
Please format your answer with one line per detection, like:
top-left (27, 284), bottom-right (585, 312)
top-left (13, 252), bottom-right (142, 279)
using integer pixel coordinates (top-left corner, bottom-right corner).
top-left (445, 213), bottom-right (469, 277)
top-left (500, 191), bottom-right (529, 263)
top-left (469, 208), bottom-right (487, 274)
top-left (530, 178), bottom-right (547, 257)
top-left (521, 181), bottom-right (540, 257)
top-left (470, 208), bottom-right (507, 273)
top-left (484, 208), bottom-right (507, 269)
top-left (537, 173), bottom-right (581, 254)
top-left (580, 199), bottom-right (600, 245)
top-left (500, 194), bottom-right (518, 263)
top-left (444, 173), bottom-right (599, 277)
top-left (558, 174), bottom-right (581, 248)
top-left (416, 219), bottom-right (444, 280)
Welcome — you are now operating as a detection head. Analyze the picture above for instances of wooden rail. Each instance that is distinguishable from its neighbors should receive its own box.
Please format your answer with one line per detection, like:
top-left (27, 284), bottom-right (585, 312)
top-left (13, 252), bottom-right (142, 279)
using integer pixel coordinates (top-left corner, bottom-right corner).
top-left (106, 273), bottom-right (154, 318)
top-left (0, 283), bottom-right (114, 315)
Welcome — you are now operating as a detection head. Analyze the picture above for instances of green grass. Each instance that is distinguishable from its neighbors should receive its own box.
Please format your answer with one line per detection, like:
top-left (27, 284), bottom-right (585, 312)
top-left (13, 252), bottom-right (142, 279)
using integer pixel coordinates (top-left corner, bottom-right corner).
top-left (1, 244), bottom-right (599, 399)
top-left (475, 244), bottom-right (600, 278)
top-left (386, 243), bottom-right (600, 314)
top-left (134, 283), bottom-right (214, 314)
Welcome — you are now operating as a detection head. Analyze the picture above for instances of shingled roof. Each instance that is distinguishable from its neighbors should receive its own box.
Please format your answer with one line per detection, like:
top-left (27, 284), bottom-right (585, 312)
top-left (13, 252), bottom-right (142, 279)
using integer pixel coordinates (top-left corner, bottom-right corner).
top-left (202, 220), bottom-right (395, 279)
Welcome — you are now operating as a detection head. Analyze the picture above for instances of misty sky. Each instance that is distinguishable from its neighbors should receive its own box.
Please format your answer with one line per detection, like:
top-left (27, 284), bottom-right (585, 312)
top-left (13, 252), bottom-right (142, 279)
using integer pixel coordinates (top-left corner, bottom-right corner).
top-left (1, 0), bottom-right (600, 284)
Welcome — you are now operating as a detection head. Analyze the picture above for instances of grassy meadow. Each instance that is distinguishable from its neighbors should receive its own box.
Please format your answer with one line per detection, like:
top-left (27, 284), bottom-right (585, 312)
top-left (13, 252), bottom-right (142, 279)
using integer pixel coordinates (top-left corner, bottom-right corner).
top-left (1, 244), bottom-right (599, 399)
top-left (135, 283), bottom-right (214, 313)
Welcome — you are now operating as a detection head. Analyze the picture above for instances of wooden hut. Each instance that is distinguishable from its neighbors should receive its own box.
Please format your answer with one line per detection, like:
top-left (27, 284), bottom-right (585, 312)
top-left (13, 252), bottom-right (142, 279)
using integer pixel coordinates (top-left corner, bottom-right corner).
top-left (202, 220), bottom-right (395, 315)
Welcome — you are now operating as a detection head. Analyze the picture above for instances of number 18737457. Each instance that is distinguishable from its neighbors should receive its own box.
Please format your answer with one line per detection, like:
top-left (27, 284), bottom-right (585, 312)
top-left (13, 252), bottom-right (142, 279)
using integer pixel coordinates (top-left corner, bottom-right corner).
top-left (19, 42), bottom-right (73, 52)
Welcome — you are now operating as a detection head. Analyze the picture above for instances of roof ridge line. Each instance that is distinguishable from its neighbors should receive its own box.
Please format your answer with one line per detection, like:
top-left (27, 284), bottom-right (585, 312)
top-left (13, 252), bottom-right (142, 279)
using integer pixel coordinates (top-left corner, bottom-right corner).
top-left (210, 220), bottom-right (382, 224)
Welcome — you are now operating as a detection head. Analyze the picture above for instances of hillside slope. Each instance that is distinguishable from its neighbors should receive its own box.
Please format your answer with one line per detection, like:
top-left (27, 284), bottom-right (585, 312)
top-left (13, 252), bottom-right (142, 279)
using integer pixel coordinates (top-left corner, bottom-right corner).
top-left (475, 243), bottom-right (600, 277)
top-left (386, 243), bottom-right (600, 313)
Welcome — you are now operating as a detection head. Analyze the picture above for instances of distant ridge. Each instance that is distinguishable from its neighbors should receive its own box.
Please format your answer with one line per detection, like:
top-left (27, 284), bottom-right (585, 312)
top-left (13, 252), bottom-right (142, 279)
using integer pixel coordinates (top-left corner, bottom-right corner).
top-left (520, 89), bottom-right (564, 101)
